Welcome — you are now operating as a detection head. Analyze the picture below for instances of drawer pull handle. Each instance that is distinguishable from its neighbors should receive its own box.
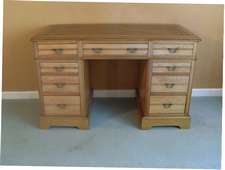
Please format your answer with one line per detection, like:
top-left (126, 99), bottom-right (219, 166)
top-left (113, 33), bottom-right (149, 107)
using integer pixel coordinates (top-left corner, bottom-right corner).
top-left (53, 48), bottom-right (64, 54)
top-left (127, 48), bottom-right (138, 53)
top-left (166, 66), bottom-right (176, 71)
top-left (55, 83), bottom-right (65, 88)
top-left (54, 66), bottom-right (65, 72)
top-left (162, 103), bottom-right (172, 108)
top-left (168, 48), bottom-right (178, 53)
top-left (57, 104), bottom-right (66, 109)
top-left (92, 48), bottom-right (103, 53)
top-left (165, 83), bottom-right (175, 88)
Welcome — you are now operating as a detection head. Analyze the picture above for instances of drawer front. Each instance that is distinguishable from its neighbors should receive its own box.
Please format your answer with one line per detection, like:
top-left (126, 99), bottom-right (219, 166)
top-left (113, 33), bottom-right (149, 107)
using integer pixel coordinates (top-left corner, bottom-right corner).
top-left (152, 49), bottom-right (193, 56)
top-left (151, 84), bottom-right (188, 93)
top-left (40, 62), bottom-right (79, 74)
top-left (83, 49), bottom-right (147, 55)
top-left (83, 43), bottom-right (148, 49)
top-left (43, 96), bottom-right (80, 105)
top-left (38, 50), bottom-right (77, 55)
top-left (41, 75), bottom-right (79, 84)
top-left (150, 96), bottom-right (186, 104)
top-left (152, 61), bottom-right (191, 74)
top-left (37, 42), bottom-right (78, 57)
top-left (152, 42), bottom-right (194, 57)
top-left (152, 75), bottom-right (189, 84)
top-left (44, 105), bottom-right (81, 116)
top-left (42, 84), bottom-right (80, 93)
top-left (151, 76), bottom-right (189, 93)
top-left (149, 104), bottom-right (185, 114)
top-left (38, 44), bottom-right (78, 50)
top-left (149, 96), bottom-right (186, 114)
top-left (43, 96), bottom-right (81, 115)
top-left (83, 43), bottom-right (148, 56)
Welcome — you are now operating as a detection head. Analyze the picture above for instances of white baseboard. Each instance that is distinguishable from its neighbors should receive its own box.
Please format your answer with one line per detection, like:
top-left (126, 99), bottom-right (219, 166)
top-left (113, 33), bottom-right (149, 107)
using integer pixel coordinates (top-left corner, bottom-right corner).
top-left (2, 91), bottom-right (39, 100)
top-left (2, 88), bottom-right (222, 100)
top-left (92, 89), bottom-right (222, 97)
top-left (192, 88), bottom-right (222, 97)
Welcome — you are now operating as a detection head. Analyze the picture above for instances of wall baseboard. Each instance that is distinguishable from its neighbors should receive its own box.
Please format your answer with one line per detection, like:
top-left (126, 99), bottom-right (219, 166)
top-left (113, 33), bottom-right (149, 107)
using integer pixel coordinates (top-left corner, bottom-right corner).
top-left (2, 91), bottom-right (39, 100)
top-left (2, 88), bottom-right (222, 100)
top-left (192, 88), bottom-right (222, 97)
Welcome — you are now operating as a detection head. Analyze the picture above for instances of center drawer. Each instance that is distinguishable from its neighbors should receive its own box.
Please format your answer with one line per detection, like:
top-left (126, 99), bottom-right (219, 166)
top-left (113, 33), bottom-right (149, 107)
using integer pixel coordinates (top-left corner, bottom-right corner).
top-left (43, 96), bottom-right (81, 116)
top-left (83, 42), bottom-right (148, 56)
top-left (151, 75), bottom-right (189, 93)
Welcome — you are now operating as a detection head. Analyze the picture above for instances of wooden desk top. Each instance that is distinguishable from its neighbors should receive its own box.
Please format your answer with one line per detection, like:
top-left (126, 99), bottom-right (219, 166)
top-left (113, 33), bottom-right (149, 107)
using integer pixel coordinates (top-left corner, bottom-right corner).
top-left (31, 24), bottom-right (201, 41)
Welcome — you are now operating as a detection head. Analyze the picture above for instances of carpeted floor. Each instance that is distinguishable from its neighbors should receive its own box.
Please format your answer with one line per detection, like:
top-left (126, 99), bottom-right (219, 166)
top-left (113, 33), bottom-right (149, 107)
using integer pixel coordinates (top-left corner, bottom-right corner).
top-left (0, 97), bottom-right (221, 169)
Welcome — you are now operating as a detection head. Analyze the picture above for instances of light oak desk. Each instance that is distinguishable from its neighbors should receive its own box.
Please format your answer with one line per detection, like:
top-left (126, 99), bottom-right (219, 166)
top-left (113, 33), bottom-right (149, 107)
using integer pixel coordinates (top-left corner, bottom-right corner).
top-left (31, 24), bottom-right (201, 130)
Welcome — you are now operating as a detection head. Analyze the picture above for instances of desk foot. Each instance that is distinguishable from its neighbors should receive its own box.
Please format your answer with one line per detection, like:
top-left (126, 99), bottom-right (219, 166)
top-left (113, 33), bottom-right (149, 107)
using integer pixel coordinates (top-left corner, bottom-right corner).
top-left (140, 116), bottom-right (191, 130)
top-left (40, 116), bottom-right (89, 129)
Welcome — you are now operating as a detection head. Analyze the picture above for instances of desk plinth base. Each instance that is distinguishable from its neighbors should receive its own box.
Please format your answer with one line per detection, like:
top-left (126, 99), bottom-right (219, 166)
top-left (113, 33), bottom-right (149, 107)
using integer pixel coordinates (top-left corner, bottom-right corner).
top-left (140, 116), bottom-right (191, 130)
top-left (40, 116), bottom-right (89, 129)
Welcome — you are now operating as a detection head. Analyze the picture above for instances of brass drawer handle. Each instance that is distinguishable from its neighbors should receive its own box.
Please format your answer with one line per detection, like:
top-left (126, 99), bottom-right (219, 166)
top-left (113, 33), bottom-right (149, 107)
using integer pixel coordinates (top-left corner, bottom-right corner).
top-left (168, 48), bottom-right (178, 53)
top-left (53, 48), bottom-right (64, 54)
top-left (162, 103), bottom-right (172, 108)
top-left (57, 104), bottom-right (66, 109)
top-left (127, 48), bottom-right (138, 53)
top-left (55, 83), bottom-right (65, 88)
top-left (166, 66), bottom-right (177, 71)
top-left (92, 48), bottom-right (103, 53)
top-left (54, 66), bottom-right (65, 72)
top-left (164, 83), bottom-right (175, 88)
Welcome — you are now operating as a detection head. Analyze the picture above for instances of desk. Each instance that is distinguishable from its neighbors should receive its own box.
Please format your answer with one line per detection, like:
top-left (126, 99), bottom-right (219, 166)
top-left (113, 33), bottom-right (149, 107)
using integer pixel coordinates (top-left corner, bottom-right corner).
top-left (31, 24), bottom-right (201, 129)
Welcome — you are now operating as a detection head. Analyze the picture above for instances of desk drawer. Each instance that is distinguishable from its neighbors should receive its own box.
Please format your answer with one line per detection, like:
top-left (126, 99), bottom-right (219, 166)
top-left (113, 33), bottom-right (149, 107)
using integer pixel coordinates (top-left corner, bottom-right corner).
top-left (83, 43), bottom-right (148, 56)
top-left (40, 62), bottom-right (78, 74)
top-left (152, 61), bottom-right (191, 74)
top-left (41, 75), bottom-right (79, 84)
top-left (150, 96), bottom-right (186, 104)
top-left (152, 42), bottom-right (194, 57)
top-left (44, 105), bottom-right (81, 116)
top-left (43, 96), bottom-right (81, 116)
top-left (151, 75), bottom-right (189, 93)
top-left (149, 104), bottom-right (185, 114)
top-left (40, 62), bottom-right (79, 75)
top-left (151, 84), bottom-right (188, 93)
top-left (152, 75), bottom-right (189, 84)
top-left (149, 96), bottom-right (186, 114)
top-left (37, 41), bottom-right (78, 58)
top-left (43, 96), bottom-right (80, 105)
top-left (42, 84), bottom-right (80, 94)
